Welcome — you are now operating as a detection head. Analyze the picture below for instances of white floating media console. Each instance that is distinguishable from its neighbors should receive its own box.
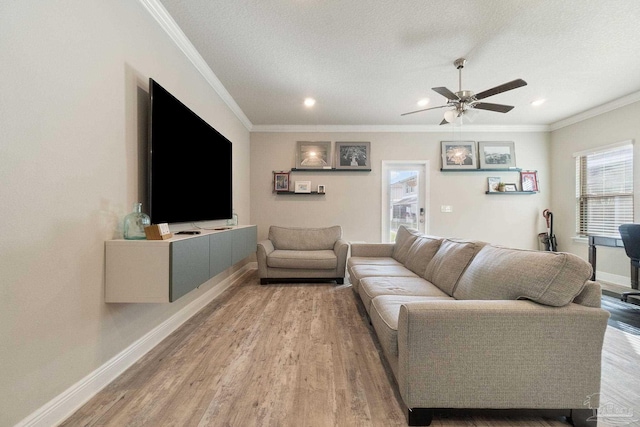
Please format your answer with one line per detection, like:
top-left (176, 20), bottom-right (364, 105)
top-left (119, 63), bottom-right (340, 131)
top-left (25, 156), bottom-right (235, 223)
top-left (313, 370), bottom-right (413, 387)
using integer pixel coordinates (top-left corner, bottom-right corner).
top-left (105, 225), bottom-right (257, 303)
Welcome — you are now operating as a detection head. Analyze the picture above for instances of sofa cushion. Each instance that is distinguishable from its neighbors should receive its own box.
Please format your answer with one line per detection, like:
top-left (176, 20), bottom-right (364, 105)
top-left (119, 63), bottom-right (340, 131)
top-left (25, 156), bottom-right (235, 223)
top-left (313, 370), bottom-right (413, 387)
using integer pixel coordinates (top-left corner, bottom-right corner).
top-left (267, 249), bottom-right (337, 270)
top-left (423, 239), bottom-right (485, 295)
top-left (349, 264), bottom-right (418, 283)
top-left (453, 245), bottom-right (593, 307)
top-left (392, 226), bottom-right (420, 264)
top-left (359, 276), bottom-right (450, 314)
top-left (370, 295), bottom-right (454, 358)
top-left (268, 225), bottom-right (341, 251)
top-left (347, 257), bottom-right (403, 267)
top-left (404, 236), bottom-right (443, 276)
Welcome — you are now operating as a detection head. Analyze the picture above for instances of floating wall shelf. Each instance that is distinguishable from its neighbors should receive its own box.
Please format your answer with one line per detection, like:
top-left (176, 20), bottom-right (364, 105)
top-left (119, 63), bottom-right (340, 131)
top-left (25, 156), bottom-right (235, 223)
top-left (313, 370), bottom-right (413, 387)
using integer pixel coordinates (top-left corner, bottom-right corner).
top-left (441, 168), bottom-right (522, 172)
top-left (291, 168), bottom-right (371, 172)
top-left (485, 191), bottom-right (536, 195)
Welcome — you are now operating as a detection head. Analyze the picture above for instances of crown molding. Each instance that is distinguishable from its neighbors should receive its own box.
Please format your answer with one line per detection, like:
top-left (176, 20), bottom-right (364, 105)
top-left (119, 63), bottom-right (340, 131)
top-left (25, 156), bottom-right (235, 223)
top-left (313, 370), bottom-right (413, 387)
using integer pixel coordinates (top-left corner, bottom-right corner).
top-left (549, 91), bottom-right (640, 131)
top-left (250, 124), bottom-right (550, 133)
top-left (138, 0), bottom-right (253, 131)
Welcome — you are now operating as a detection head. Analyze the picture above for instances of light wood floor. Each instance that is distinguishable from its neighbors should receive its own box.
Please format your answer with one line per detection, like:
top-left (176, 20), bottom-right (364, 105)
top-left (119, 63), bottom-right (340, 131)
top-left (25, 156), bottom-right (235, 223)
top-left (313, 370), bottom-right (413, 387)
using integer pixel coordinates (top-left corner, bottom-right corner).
top-left (61, 270), bottom-right (640, 427)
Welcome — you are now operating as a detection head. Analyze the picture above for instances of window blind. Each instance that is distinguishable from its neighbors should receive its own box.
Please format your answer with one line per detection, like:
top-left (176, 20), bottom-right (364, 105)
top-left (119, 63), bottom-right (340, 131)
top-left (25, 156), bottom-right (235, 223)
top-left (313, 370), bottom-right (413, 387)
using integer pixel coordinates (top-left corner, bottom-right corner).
top-left (575, 143), bottom-right (633, 237)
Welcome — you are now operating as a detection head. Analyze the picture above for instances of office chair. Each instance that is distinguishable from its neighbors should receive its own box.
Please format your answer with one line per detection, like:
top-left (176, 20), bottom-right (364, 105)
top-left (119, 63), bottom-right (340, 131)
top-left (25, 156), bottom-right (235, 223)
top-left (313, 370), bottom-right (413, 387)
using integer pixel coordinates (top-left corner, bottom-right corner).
top-left (619, 223), bottom-right (640, 302)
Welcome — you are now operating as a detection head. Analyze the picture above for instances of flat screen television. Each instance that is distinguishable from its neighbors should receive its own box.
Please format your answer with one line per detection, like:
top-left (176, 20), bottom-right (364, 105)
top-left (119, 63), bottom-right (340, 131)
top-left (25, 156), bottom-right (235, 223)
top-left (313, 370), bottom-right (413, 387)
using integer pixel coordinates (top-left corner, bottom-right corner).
top-left (148, 78), bottom-right (232, 224)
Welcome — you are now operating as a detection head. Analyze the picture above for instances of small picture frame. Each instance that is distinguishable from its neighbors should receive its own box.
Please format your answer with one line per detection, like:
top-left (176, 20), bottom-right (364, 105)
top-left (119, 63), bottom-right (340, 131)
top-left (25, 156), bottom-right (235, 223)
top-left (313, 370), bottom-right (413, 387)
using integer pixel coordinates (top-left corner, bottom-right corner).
top-left (441, 141), bottom-right (477, 169)
top-left (487, 177), bottom-right (501, 192)
top-left (478, 141), bottom-right (516, 169)
top-left (317, 185), bottom-right (326, 194)
top-left (504, 183), bottom-right (518, 192)
top-left (294, 181), bottom-right (312, 193)
top-left (273, 171), bottom-right (290, 192)
top-left (521, 170), bottom-right (539, 192)
top-left (296, 141), bottom-right (332, 169)
top-left (335, 141), bottom-right (371, 170)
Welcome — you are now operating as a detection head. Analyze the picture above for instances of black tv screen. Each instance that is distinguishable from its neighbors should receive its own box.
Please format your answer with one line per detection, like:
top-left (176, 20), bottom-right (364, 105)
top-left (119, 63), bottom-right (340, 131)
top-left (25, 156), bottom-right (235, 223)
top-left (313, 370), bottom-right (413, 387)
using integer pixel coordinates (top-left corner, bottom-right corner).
top-left (148, 78), bottom-right (232, 224)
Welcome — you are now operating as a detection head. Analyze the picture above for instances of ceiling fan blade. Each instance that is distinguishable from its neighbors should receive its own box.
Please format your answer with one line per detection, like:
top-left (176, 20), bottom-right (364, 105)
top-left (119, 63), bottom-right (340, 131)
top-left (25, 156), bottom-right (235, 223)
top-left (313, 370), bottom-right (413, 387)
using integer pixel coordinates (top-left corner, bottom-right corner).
top-left (432, 87), bottom-right (460, 101)
top-left (474, 79), bottom-right (527, 100)
top-left (473, 102), bottom-right (514, 113)
top-left (401, 104), bottom-right (450, 116)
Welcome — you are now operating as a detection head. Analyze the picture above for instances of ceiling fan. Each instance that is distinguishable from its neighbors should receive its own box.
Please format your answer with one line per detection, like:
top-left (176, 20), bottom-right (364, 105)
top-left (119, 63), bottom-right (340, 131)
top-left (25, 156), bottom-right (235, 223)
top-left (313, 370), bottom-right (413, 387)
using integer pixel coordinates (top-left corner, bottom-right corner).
top-left (401, 58), bottom-right (527, 125)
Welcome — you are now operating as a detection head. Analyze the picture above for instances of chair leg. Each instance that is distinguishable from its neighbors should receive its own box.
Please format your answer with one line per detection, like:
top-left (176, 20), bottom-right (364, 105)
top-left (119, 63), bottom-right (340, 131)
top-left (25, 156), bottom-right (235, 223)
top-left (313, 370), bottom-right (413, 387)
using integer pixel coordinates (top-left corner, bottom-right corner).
top-left (568, 408), bottom-right (597, 426)
top-left (621, 291), bottom-right (640, 302)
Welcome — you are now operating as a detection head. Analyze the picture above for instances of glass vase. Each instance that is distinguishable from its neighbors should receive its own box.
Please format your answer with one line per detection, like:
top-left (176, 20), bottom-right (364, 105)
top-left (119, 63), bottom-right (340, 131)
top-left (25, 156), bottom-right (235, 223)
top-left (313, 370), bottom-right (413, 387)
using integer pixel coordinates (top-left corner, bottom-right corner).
top-left (124, 202), bottom-right (151, 240)
top-left (226, 210), bottom-right (238, 227)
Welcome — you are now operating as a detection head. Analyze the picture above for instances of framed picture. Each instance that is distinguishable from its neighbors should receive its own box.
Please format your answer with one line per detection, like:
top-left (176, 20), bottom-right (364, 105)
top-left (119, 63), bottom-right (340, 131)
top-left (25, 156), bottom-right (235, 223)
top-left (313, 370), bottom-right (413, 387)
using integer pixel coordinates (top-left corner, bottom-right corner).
top-left (478, 141), bottom-right (516, 169)
top-left (504, 183), bottom-right (518, 192)
top-left (487, 177), bottom-right (501, 192)
top-left (294, 181), bottom-right (312, 193)
top-left (296, 141), bottom-right (332, 169)
top-left (273, 171), bottom-right (290, 192)
top-left (335, 141), bottom-right (371, 170)
top-left (521, 170), bottom-right (539, 192)
top-left (317, 184), bottom-right (326, 194)
top-left (441, 141), bottom-right (477, 169)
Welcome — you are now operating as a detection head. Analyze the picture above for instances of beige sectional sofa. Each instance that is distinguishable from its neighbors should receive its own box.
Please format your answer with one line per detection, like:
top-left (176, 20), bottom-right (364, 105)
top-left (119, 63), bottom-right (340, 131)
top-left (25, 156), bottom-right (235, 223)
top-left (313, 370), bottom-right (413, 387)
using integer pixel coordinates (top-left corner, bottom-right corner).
top-left (347, 226), bottom-right (609, 427)
top-left (257, 225), bottom-right (349, 284)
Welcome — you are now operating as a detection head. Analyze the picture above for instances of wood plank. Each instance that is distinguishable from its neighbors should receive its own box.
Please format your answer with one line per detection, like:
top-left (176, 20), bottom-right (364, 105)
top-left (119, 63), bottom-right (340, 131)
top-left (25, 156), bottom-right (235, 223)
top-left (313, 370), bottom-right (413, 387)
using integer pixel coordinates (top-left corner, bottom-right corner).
top-left (61, 271), bottom-right (639, 426)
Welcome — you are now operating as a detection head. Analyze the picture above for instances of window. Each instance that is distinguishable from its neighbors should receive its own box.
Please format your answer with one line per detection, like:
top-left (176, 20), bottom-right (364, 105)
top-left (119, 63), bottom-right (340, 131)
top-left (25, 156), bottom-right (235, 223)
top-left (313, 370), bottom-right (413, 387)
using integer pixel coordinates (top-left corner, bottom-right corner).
top-left (575, 141), bottom-right (633, 237)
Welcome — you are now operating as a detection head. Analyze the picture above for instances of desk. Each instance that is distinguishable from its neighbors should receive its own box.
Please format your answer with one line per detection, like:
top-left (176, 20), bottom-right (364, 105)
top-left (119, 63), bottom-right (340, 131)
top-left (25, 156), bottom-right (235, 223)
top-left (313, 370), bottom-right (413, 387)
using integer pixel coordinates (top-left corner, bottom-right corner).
top-left (588, 235), bottom-right (625, 282)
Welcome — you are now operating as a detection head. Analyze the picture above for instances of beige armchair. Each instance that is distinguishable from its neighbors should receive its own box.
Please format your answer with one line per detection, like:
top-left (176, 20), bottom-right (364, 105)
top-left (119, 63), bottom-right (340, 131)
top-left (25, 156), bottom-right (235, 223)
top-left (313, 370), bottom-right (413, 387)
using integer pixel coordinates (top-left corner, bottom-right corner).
top-left (257, 225), bottom-right (349, 285)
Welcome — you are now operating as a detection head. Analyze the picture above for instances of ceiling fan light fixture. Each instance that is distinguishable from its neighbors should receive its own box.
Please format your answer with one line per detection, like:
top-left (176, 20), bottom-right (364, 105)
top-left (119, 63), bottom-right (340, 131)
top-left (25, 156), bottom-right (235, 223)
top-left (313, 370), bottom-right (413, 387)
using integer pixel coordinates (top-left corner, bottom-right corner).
top-left (443, 109), bottom-right (458, 123)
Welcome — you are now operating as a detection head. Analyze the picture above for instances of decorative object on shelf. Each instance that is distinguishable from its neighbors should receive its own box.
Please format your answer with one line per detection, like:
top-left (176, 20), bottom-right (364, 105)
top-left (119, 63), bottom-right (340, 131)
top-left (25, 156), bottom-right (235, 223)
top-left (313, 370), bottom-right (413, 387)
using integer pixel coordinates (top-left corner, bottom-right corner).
top-left (144, 223), bottom-right (172, 240)
top-left (294, 181), bottom-right (312, 193)
top-left (226, 210), bottom-right (238, 226)
top-left (124, 202), bottom-right (151, 240)
top-left (273, 171), bottom-right (290, 192)
top-left (441, 141), bottom-right (477, 169)
top-left (478, 141), bottom-right (516, 169)
top-left (497, 182), bottom-right (506, 192)
top-left (317, 184), bottom-right (326, 194)
top-left (487, 177), bottom-right (501, 192)
top-left (521, 170), bottom-right (539, 192)
top-left (335, 141), bottom-right (371, 170)
top-left (504, 183), bottom-right (518, 192)
top-left (296, 141), bottom-right (332, 169)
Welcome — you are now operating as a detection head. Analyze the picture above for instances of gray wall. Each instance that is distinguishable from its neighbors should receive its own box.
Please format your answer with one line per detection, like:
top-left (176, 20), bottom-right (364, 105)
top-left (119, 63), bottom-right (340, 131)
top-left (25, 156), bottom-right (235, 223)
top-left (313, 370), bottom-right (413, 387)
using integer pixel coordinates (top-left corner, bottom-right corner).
top-left (550, 101), bottom-right (640, 284)
top-left (251, 131), bottom-right (551, 248)
top-left (0, 1), bottom-right (250, 425)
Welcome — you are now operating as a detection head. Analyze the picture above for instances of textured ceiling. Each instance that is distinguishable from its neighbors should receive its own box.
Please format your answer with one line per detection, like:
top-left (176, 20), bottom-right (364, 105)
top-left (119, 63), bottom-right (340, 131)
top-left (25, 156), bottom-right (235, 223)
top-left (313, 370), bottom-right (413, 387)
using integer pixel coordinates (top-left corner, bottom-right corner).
top-left (157, 0), bottom-right (640, 128)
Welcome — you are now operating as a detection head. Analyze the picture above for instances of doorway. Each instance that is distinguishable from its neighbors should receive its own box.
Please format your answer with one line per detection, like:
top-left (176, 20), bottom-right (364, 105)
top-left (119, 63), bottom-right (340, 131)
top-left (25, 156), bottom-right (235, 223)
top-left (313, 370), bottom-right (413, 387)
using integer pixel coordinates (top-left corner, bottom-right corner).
top-left (381, 161), bottom-right (429, 243)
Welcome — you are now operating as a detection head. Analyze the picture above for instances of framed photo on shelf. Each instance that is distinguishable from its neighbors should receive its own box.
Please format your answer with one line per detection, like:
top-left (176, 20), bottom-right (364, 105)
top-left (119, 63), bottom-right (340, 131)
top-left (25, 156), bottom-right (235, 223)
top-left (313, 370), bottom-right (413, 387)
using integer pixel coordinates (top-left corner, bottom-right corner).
top-left (441, 141), bottom-right (477, 170)
top-left (296, 141), bottom-right (332, 169)
top-left (294, 181), bottom-right (312, 193)
top-left (273, 171), bottom-right (290, 192)
top-left (478, 141), bottom-right (516, 169)
top-left (504, 183), bottom-right (518, 192)
top-left (317, 184), bottom-right (326, 194)
top-left (335, 141), bottom-right (371, 170)
top-left (521, 170), bottom-right (539, 192)
top-left (487, 177), bottom-right (501, 192)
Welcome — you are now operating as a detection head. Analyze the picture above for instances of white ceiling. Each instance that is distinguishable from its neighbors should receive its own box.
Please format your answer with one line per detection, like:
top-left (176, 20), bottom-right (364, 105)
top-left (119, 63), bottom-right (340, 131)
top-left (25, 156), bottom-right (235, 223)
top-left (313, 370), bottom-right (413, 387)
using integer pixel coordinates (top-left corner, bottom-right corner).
top-left (156, 0), bottom-right (640, 129)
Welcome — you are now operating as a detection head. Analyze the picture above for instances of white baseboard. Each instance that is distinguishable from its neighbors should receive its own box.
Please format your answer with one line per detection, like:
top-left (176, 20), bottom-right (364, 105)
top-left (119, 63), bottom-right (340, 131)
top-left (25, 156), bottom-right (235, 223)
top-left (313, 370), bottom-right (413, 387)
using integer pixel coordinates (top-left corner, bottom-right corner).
top-left (596, 271), bottom-right (629, 287)
top-left (16, 263), bottom-right (257, 427)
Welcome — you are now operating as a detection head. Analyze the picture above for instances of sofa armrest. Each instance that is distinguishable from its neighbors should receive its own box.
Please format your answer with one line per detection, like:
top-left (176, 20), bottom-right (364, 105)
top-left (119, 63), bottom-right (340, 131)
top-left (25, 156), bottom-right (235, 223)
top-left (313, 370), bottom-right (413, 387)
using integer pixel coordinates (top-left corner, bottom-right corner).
top-left (334, 239), bottom-right (350, 276)
top-left (256, 239), bottom-right (275, 278)
top-left (350, 243), bottom-right (395, 258)
top-left (396, 299), bottom-right (609, 409)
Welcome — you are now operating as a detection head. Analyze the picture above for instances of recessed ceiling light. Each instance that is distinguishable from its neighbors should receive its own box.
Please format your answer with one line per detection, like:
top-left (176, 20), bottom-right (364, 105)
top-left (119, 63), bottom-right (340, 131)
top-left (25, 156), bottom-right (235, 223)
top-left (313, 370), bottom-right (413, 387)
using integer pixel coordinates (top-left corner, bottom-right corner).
top-left (531, 99), bottom-right (546, 107)
top-left (417, 98), bottom-right (430, 107)
top-left (304, 98), bottom-right (316, 107)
